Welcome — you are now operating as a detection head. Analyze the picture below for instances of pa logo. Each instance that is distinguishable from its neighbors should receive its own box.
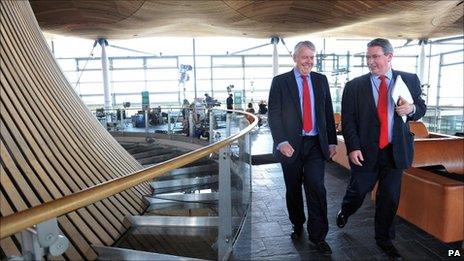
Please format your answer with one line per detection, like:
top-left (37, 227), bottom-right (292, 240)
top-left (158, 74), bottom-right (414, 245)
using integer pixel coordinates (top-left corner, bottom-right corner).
top-left (448, 249), bottom-right (462, 257)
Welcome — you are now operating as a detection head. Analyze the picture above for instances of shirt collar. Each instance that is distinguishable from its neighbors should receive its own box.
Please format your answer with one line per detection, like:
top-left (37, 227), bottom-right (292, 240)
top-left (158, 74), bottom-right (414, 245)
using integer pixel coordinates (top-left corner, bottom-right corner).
top-left (371, 68), bottom-right (393, 80)
top-left (294, 68), bottom-right (310, 79)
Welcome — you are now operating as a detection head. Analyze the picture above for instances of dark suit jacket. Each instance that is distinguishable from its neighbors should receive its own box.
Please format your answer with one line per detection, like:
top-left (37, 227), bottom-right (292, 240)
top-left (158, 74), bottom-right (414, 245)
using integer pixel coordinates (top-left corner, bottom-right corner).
top-left (341, 70), bottom-right (426, 171)
top-left (226, 97), bottom-right (233, 109)
top-left (268, 69), bottom-right (337, 163)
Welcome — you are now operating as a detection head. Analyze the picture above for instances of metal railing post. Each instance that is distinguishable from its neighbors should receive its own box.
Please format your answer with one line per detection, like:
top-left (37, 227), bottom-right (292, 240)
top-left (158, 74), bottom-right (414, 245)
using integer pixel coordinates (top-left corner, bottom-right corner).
top-left (435, 54), bottom-right (443, 132)
top-left (226, 113), bottom-right (231, 137)
top-left (244, 132), bottom-right (252, 204)
top-left (188, 111), bottom-right (194, 138)
top-left (209, 109), bottom-right (214, 143)
top-left (144, 108), bottom-right (149, 139)
top-left (237, 129), bottom-right (252, 206)
top-left (168, 109), bottom-right (172, 134)
top-left (218, 145), bottom-right (232, 260)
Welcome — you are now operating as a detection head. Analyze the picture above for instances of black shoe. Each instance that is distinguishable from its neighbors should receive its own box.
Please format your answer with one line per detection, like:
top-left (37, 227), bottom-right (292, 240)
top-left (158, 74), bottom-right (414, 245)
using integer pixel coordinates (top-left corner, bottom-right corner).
top-left (336, 210), bottom-right (348, 228)
top-left (290, 225), bottom-right (303, 240)
top-left (312, 240), bottom-right (332, 255)
top-left (377, 242), bottom-right (402, 260)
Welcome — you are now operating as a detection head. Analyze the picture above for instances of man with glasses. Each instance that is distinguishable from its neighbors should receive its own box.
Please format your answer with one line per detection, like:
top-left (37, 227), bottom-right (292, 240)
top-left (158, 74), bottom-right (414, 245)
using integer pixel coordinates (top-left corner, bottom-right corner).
top-left (336, 38), bottom-right (426, 259)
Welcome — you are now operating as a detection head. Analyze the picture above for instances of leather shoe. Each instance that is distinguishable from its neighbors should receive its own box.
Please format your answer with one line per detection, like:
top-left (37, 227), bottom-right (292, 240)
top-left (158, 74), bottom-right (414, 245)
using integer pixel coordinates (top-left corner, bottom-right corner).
top-left (377, 242), bottom-right (402, 260)
top-left (336, 210), bottom-right (348, 228)
top-left (312, 240), bottom-right (332, 255)
top-left (290, 225), bottom-right (303, 240)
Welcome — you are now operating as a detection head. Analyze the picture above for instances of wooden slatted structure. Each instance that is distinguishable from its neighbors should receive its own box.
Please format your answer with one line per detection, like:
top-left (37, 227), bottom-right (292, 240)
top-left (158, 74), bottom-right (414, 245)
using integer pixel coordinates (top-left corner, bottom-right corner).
top-left (0, 1), bottom-right (150, 259)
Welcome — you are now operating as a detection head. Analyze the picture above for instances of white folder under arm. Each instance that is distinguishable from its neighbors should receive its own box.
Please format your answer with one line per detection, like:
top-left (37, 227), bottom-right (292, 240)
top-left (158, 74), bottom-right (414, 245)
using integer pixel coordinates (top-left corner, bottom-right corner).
top-left (391, 75), bottom-right (413, 122)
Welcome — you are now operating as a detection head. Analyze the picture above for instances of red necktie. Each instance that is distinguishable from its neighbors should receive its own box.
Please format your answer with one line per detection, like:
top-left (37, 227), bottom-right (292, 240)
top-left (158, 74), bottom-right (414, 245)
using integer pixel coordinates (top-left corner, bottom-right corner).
top-left (301, 75), bottom-right (313, 133)
top-left (378, 75), bottom-right (388, 149)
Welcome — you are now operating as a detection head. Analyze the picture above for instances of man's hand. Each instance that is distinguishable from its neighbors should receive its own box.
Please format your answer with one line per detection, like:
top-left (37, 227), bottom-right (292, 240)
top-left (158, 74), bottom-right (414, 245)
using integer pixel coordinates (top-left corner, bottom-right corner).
top-left (349, 150), bottom-right (364, 166)
top-left (328, 145), bottom-right (337, 158)
top-left (279, 143), bottom-right (295, 158)
top-left (395, 96), bottom-right (414, 116)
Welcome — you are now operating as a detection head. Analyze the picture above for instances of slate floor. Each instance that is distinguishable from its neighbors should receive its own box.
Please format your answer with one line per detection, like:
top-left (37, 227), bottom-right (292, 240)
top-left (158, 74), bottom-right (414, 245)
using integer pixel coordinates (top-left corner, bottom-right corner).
top-left (230, 162), bottom-right (463, 260)
top-left (114, 120), bottom-right (462, 260)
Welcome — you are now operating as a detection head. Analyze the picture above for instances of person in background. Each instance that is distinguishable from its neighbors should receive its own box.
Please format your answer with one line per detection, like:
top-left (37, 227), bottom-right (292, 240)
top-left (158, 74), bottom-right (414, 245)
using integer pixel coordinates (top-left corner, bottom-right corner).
top-left (194, 98), bottom-right (204, 122)
top-left (245, 102), bottom-right (255, 123)
top-left (182, 98), bottom-right (190, 120)
top-left (226, 94), bottom-right (234, 113)
top-left (204, 93), bottom-right (213, 108)
top-left (258, 100), bottom-right (268, 114)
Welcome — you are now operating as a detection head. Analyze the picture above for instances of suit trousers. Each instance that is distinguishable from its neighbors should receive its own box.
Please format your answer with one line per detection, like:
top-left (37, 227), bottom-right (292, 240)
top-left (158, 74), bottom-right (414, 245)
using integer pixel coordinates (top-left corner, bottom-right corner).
top-left (281, 135), bottom-right (328, 242)
top-left (340, 144), bottom-right (403, 244)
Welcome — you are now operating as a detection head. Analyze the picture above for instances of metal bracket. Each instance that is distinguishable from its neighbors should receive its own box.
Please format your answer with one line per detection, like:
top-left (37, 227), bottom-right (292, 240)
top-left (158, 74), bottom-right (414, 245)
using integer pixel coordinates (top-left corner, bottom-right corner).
top-left (10, 218), bottom-right (69, 260)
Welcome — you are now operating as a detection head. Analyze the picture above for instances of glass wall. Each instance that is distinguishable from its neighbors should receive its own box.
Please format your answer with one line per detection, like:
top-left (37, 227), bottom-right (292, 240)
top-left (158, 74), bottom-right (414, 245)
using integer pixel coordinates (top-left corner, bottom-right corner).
top-left (46, 35), bottom-right (463, 135)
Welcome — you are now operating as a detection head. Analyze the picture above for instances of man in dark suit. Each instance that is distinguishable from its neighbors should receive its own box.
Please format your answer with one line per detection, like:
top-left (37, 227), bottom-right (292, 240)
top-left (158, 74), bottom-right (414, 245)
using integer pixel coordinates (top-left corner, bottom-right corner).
top-left (226, 94), bottom-right (233, 113)
top-left (268, 41), bottom-right (337, 254)
top-left (336, 38), bottom-right (426, 259)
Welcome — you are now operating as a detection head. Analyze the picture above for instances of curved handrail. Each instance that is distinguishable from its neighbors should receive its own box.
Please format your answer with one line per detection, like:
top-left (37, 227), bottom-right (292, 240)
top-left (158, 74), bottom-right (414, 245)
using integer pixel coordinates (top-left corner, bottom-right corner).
top-left (0, 109), bottom-right (258, 239)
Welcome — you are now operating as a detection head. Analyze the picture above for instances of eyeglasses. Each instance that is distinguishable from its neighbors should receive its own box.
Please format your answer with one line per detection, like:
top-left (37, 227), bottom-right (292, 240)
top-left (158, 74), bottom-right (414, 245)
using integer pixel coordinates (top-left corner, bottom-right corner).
top-left (365, 54), bottom-right (386, 60)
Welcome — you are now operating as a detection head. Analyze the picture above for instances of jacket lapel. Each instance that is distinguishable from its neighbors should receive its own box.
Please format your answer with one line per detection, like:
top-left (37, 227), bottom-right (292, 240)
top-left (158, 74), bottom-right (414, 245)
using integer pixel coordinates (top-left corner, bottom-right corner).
top-left (286, 69), bottom-right (302, 121)
top-left (310, 72), bottom-right (322, 118)
top-left (362, 73), bottom-right (378, 121)
top-left (391, 69), bottom-right (403, 124)
top-left (392, 70), bottom-right (398, 82)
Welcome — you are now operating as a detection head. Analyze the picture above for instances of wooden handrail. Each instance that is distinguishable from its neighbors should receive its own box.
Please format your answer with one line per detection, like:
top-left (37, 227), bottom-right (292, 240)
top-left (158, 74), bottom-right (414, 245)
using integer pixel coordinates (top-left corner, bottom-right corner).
top-left (0, 110), bottom-right (258, 239)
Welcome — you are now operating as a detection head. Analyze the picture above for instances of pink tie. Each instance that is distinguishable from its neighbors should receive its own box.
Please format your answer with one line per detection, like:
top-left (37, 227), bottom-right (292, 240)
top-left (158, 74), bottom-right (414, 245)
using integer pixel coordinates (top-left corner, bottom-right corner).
top-left (301, 75), bottom-right (313, 133)
top-left (378, 75), bottom-right (388, 149)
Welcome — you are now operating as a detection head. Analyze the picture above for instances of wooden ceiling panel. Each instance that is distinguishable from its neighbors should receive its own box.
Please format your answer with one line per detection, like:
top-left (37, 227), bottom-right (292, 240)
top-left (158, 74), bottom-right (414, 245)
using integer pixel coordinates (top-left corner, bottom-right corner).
top-left (29, 0), bottom-right (463, 39)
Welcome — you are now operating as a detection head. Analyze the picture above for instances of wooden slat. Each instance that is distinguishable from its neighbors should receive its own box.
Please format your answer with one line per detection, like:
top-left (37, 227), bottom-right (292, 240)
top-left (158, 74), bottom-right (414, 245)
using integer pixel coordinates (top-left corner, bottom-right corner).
top-left (13, 0), bottom-right (147, 197)
top-left (0, 157), bottom-right (30, 211)
top-left (1, 112), bottom-right (104, 257)
top-left (0, 237), bottom-right (20, 259)
top-left (1, 79), bottom-right (112, 245)
top-left (9, 0), bottom-right (145, 207)
top-left (0, 189), bottom-right (21, 258)
top-left (0, 1), bottom-right (150, 259)
top-left (7, 0), bottom-right (149, 206)
top-left (1, 34), bottom-right (123, 240)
